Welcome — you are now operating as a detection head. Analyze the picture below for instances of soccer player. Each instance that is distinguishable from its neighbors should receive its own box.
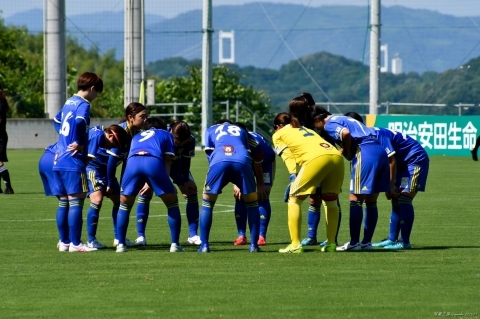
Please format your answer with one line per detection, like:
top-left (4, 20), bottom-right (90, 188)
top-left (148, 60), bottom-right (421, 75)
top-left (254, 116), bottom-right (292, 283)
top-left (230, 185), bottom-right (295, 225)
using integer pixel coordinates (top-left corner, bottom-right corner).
top-left (470, 136), bottom-right (480, 161)
top-left (199, 120), bottom-right (261, 253)
top-left (231, 122), bottom-right (276, 246)
top-left (311, 106), bottom-right (390, 251)
top-left (84, 125), bottom-right (129, 249)
top-left (106, 102), bottom-right (147, 247)
top-left (52, 71), bottom-right (103, 252)
top-left (273, 112), bottom-right (344, 253)
top-left (115, 117), bottom-right (184, 253)
top-left (0, 84), bottom-right (14, 194)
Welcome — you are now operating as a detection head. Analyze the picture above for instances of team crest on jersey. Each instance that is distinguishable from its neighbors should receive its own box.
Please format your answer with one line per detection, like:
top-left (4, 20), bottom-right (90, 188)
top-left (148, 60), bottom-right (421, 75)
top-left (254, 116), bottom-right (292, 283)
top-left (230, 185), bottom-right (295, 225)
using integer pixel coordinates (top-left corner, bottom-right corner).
top-left (223, 145), bottom-right (234, 156)
top-left (319, 143), bottom-right (331, 149)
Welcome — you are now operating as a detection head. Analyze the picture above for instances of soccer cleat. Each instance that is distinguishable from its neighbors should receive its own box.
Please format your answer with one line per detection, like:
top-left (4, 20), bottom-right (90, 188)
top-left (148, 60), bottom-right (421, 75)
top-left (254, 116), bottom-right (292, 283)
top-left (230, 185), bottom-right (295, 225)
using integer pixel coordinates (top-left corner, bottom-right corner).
top-left (301, 237), bottom-right (318, 246)
top-left (4, 188), bottom-right (14, 194)
top-left (279, 244), bottom-right (303, 253)
top-left (69, 242), bottom-right (98, 252)
top-left (57, 240), bottom-right (70, 252)
top-left (170, 243), bottom-right (185, 252)
top-left (197, 244), bottom-right (210, 253)
top-left (336, 242), bottom-right (361, 251)
top-left (384, 242), bottom-right (411, 250)
top-left (319, 239), bottom-right (339, 247)
top-left (372, 238), bottom-right (395, 248)
top-left (0, 188), bottom-right (2, 193)
top-left (321, 242), bottom-right (337, 252)
top-left (134, 236), bottom-right (147, 246)
top-left (113, 238), bottom-right (136, 247)
top-left (233, 235), bottom-right (248, 246)
top-left (87, 239), bottom-right (107, 249)
top-left (360, 242), bottom-right (373, 251)
top-left (471, 149), bottom-right (478, 161)
top-left (116, 244), bottom-right (127, 253)
top-left (249, 245), bottom-right (261, 253)
top-left (257, 236), bottom-right (266, 246)
top-left (186, 235), bottom-right (202, 245)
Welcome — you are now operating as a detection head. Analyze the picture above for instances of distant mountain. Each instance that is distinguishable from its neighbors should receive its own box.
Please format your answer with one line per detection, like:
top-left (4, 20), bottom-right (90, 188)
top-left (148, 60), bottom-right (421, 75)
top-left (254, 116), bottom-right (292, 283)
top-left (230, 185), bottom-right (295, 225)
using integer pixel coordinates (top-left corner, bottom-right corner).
top-left (4, 3), bottom-right (480, 73)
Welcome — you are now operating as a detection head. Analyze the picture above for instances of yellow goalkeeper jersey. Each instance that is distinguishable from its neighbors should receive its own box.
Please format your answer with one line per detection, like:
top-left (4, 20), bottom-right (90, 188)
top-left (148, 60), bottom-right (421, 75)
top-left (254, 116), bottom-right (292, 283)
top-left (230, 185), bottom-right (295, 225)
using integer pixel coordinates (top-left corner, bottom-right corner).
top-left (272, 124), bottom-right (341, 174)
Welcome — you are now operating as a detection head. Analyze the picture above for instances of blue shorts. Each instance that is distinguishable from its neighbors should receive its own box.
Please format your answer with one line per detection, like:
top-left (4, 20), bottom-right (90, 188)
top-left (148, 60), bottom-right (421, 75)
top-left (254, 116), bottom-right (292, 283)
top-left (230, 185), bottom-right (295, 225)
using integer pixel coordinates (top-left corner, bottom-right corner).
top-left (38, 151), bottom-right (55, 196)
top-left (86, 168), bottom-right (120, 197)
top-left (350, 143), bottom-right (390, 194)
top-left (204, 161), bottom-right (257, 195)
top-left (121, 155), bottom-right (175, 197)
top-left (396, 159), bottom-right (429, 193)
top-left (53, 170), bottom-right (88, 196)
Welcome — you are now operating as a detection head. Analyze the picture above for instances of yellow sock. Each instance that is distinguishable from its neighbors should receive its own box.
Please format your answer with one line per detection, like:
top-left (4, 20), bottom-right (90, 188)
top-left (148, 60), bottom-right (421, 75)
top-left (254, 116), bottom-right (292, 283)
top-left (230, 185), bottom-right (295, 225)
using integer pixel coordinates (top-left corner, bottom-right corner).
top-left (287, 198), bottom-right (303, 247)
top-left (323, 200), bottom-right (339, 244)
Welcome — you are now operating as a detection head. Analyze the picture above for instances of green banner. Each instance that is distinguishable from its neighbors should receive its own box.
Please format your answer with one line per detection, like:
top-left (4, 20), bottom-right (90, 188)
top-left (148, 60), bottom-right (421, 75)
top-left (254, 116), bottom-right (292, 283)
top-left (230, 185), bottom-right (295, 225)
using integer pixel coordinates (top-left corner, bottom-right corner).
top-left (365, 115), bottom-right (479, 156)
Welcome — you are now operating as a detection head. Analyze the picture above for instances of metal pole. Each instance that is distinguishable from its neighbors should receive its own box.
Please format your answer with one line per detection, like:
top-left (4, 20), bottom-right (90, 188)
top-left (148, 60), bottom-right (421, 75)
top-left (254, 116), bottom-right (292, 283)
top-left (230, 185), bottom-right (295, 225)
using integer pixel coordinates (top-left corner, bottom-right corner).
top-left (253, 114), bottom-right (257, 132)
top-left (201, 0), bottom-right (213, 146)
top-left (369, 0), bottom-right (380, 115)
top-left (236, 100), bottom-right (239, 122)
top-left (226, 100), bottom-right (230, 120)
top-left (44, 0), bottom-right (66, 119)
top-left (146, 79), bottom-right (155, 105)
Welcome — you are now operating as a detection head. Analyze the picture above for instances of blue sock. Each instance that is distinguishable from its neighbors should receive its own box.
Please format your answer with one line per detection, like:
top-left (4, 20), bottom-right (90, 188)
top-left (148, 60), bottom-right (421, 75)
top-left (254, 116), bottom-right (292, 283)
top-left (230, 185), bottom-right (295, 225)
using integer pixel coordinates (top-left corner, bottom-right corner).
top-left (166, 200), bottom-right (182, 244)
top-left (56, 199), bottom-right (70, 244)
top-left (111, 204), bottom-right (120, 239)
top-left (68, 198), bottom-right (85, 246)
top-left (87, 202), bottom-right (101, 242)
top-left (246, 200), bottom-right (260, 248)
top-left (185, 194), bottom-right (199, 237)
top-left (399, 194), bottom-right (414, 245)
top-left (258, 198), bottom-right (271, 238)
top-left (199, 199), bottom-right (215, 246)
top-left (389, 198), bottom-right (401, 241)
top-left (234, 199), bottom-right (247, 237)
top-left (362, 201), bottom-right (378, 244)
top-left (306, 204), bottom-right (321, 241)
top-left (349, 201), bottom-right (363, 245)
top-left (336, 198), bottom-right (342, 243)
top-left (117, 203), bottom-right (132, 245)
top-left (136, 195), bottom-right (151, 238)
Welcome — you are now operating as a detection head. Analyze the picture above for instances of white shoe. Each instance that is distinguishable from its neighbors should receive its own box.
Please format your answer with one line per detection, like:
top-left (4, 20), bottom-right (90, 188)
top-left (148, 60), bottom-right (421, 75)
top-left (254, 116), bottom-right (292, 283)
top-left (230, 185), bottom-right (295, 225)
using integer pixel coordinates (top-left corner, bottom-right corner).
top-left (87, 239), bottom-right (107, 249)
top-left (57, 240), bottom-right (70, 252)
top-left (116, 244), bottom-right (127, 253)
top-left (170, 243), bottom-right (185, 252)
top-left (360, 242), bottom-right (373, 251)
top-left (113, 238), bottom-right (135, 247)
top-left (336, 242), bottom-right (361, 251)
top-left (187, 235), bottom-right (202, 245)
top-left (135, 236), bottom-right (147, 246)
top-left (69, 242), bottom-right (98, 252)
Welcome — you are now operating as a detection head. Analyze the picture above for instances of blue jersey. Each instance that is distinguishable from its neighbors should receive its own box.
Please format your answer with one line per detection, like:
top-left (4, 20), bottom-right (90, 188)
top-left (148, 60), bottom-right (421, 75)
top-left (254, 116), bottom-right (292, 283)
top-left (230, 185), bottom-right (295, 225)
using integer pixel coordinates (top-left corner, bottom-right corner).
top-left (375, 128), bottom-right (429, 167)
top-left (204, 123), bottom-right (252, 167)
top-left (324, 115), bottom-right (379, 148)
top-left (248, 132), bottom-right (275, 164)
top-left (53, 95), bottom-right (91, 172)
top-left (86, 126), bottom-right (111, 171)
top-left (128, 128), bottom-right (175, 161)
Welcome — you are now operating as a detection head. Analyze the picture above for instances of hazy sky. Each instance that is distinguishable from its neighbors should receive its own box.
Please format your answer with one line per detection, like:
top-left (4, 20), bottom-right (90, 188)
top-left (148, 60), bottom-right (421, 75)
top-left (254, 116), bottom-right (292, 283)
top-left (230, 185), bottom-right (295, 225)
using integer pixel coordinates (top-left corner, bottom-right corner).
top-left (1, 0), bottom-right (479, 18)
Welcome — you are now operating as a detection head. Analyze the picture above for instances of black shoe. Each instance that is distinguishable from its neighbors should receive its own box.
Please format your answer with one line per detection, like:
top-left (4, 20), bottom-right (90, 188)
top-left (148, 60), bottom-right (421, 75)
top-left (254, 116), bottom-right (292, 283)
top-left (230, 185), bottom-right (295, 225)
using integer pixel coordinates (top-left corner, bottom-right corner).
top-left (0, 188), bottom-right (2, 194)
top-left (4, 188), bottom-right (14, 194)
top-left (471, 149), bottom-right (478, 161)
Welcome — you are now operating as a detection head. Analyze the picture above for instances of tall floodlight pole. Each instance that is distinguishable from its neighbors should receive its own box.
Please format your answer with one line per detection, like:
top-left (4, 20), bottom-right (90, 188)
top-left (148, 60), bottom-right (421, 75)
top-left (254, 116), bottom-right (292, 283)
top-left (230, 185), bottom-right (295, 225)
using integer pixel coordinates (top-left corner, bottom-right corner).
top-left (201, 0), bottom-right (213, 146)
top-left (369, 0), bottom-right (380, 115)
top-left (44, 0), bottom-right (66, 119)
top-left (124, 0), bottom-right (144, 107)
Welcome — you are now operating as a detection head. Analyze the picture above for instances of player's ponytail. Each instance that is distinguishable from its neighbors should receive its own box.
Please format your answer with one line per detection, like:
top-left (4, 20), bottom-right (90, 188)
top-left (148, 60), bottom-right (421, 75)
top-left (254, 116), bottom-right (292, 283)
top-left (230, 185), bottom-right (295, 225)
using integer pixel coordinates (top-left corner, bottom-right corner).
top-left (105, 124), bottom-right (129, 148)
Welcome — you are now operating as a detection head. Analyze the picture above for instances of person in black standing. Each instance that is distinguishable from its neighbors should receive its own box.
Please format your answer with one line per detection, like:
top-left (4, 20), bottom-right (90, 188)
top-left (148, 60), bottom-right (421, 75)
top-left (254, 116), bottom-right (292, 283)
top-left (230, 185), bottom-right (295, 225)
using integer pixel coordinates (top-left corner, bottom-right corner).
top-left (0, 84), bottom-right (14, 194)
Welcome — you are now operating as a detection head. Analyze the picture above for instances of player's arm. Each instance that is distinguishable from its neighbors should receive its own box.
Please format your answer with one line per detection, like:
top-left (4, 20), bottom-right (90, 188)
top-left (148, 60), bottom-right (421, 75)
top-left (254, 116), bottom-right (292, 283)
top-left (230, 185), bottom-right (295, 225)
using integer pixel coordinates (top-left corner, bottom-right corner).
top-left (340, 128), bottom-right (354, 161)
top-left (164, 154), bottom-right (174, 176)
top-left (386, 153), bottom-right (399, 199)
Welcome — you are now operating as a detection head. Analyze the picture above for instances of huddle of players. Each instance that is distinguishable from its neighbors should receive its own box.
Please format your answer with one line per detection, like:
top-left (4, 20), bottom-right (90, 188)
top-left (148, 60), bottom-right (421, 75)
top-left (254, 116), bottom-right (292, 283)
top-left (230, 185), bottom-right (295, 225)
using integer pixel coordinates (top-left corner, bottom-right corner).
top-left (42, 72), bottom-right (428, 253)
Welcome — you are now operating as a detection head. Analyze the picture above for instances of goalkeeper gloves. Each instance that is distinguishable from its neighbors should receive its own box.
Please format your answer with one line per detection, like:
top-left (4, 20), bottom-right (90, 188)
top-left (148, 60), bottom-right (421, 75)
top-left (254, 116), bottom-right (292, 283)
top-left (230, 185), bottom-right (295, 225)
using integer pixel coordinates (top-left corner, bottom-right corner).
top-left (284, 174), bottom-right (296, 202)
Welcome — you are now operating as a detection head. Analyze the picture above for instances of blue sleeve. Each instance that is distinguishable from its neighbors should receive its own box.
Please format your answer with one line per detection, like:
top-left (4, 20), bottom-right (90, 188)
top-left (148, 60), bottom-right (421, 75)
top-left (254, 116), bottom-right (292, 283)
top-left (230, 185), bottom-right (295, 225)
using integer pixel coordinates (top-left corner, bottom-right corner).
top-left (87, 132), bottom-right (103, 157)
top-left (76, 118), bottom-right (87, 145)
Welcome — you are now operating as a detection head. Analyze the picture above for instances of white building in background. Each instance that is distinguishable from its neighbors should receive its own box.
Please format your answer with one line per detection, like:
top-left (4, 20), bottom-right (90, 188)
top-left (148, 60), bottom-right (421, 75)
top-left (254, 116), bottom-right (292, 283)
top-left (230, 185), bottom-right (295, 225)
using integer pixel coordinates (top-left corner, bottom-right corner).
top-left (392, 54), bottom-right (403, 74)
top-left (219, 30), bottom-right (235, 64)
top-left (380, 44), bottom-right (388, 73)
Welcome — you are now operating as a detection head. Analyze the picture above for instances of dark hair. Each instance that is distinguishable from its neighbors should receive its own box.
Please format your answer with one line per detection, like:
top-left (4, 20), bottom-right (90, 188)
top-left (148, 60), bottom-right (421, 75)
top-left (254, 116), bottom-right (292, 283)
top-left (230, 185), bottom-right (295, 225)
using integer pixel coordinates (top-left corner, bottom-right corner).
top-left (0, 85), bottom-right (9, 112)
top-left (234, 122), bottom-right (247, 131)
top-left (215, 119), bottom-right (233, 125)
top-left (273, 112), bottom-right (301, 129)
top-left (288, 95), bottom-right (314, 128)
top-left (301, 92), bottom-right (315, 106)
top-left (344, 112), bottom-right (364, 124)
top-left (170, 120), bottom-right (191, 142)
top-left (145, 117), bottom-right (167, 130)
top-left (310, 105), bottom-right (332, 121)
top-left (119, 102), bottom-right (147, 123)
top-left (77, 72), bottom-right (103, 93)
top-left (104, 124), bottom-right (129, 148)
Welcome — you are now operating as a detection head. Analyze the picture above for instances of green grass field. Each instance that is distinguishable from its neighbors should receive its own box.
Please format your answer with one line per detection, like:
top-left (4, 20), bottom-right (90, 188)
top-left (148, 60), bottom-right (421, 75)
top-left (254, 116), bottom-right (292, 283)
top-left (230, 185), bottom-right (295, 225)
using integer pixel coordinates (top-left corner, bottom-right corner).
top-left (0, 150), bottom-right (479, 318)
